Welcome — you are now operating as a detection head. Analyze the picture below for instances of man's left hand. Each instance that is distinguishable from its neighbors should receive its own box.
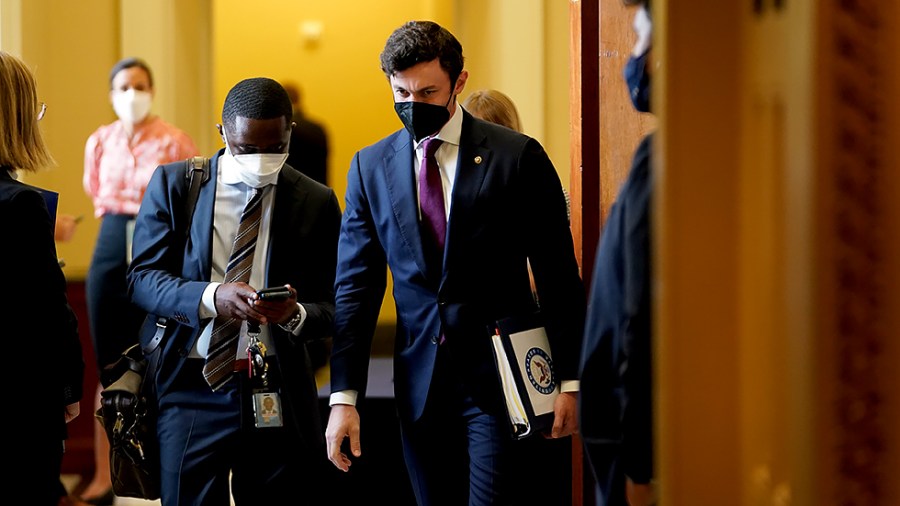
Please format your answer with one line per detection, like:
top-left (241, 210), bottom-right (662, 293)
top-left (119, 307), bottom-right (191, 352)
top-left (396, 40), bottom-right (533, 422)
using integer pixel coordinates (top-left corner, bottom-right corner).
top-left (549, 391), bottom-right (578, 438)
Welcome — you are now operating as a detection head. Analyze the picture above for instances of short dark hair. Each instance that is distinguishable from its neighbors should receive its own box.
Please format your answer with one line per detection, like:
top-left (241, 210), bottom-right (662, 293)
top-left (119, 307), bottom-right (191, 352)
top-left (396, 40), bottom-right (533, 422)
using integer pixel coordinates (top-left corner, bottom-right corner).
top-left (109, 57), bottom-right (153, 89)
top-left (380, 21), bottom-right (464, 84)
top-left (222, 77), bottom-right (293, 130)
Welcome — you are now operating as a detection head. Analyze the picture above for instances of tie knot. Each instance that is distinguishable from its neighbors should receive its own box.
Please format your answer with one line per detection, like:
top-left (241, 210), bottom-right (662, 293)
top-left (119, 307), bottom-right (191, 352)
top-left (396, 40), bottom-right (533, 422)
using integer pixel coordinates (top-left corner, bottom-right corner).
top-left (422, 137), bottom-right (443, 159)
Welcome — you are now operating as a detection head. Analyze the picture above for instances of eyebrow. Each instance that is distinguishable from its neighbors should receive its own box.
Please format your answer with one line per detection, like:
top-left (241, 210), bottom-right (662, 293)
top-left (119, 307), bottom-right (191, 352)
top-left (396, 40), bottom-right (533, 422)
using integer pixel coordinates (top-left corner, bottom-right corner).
top-left (395, 84), bottom-right (440, 93)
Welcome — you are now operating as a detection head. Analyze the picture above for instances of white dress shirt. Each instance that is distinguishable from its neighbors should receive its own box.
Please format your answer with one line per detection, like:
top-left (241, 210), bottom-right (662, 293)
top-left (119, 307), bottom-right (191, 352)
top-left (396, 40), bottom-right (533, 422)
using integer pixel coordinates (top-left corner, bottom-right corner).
top-left (190, 154), bottom-right (306, 358)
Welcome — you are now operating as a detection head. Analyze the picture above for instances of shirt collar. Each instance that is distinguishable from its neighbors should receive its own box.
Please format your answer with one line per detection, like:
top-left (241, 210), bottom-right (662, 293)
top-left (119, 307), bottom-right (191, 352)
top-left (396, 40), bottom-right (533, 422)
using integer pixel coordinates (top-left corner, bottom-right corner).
top-left (414, 101), bottom-right (463, 150)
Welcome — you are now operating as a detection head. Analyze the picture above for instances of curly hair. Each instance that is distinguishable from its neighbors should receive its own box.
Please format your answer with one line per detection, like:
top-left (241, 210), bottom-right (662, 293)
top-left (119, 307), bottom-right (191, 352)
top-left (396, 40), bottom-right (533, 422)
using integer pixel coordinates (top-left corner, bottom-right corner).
top-left (222, 77), bottom-right (293, 131)
top-left (380, 21), bottom-right (464, 83)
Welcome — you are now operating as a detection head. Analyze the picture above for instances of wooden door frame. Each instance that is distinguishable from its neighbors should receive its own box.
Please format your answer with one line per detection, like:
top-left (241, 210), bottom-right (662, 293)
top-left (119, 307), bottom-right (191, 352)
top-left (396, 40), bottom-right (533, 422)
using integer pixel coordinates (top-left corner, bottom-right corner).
top-left (569, 1), bottom-right (599, 505)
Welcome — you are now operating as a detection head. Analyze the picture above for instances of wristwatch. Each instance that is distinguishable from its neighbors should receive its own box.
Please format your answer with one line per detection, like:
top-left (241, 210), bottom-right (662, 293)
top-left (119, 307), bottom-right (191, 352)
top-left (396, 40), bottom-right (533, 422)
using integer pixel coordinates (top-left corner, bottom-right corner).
top-left (278, 304), bottom-right (304, 332)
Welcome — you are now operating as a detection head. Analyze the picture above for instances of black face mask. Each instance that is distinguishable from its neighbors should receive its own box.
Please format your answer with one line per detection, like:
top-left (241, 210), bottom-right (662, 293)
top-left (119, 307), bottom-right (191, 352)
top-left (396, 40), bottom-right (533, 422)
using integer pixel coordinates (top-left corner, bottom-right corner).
top-left (394, 93), bottom-right (454, 142)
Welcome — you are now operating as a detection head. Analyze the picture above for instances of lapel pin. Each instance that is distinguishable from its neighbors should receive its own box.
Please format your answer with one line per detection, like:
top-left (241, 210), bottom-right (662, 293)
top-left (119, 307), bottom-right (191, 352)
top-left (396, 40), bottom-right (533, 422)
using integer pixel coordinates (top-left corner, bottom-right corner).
top-left (474, 156), bottom-right (483, 164)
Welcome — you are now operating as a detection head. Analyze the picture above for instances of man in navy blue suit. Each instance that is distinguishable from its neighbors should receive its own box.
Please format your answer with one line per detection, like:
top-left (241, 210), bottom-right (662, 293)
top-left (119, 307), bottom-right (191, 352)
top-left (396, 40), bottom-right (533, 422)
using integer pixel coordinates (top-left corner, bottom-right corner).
top-left (128, 77), bottom-right (342, 505)
top-left (579, 1), bottom-right (657, 505)
top-left (325, 20), bottom-right (585, 506)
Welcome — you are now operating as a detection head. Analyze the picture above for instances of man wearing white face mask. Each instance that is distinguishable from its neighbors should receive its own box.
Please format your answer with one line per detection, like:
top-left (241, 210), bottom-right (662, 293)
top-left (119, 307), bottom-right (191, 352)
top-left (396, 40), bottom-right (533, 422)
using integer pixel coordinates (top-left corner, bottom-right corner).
top-left (127, 77), bottom-right (342, 505)
top-left (81, 56), bottom-right (198, 505)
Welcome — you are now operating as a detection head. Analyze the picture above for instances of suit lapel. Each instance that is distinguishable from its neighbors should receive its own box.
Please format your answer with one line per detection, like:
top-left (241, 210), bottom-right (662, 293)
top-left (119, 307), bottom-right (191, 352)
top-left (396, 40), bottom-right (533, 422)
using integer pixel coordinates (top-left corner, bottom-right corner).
top-left (266, 166), bottom-right (307, 284)
top-left (444, 114), bottom-right (490, 274)
top-left (384, 132), bottom-right (431, 279)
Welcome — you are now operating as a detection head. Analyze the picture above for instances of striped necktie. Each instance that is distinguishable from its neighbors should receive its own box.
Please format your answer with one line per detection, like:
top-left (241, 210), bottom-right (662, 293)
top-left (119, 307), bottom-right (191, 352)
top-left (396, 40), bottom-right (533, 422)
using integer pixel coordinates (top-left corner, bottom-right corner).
top-left (203, 186), bottom-right (267, 390)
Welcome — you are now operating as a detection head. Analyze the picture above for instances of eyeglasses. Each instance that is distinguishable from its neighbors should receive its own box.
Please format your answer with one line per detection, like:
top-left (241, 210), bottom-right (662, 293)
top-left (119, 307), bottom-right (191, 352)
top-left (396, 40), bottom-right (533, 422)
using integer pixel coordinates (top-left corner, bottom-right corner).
top-left (37, 102), bottom-right (47, 121)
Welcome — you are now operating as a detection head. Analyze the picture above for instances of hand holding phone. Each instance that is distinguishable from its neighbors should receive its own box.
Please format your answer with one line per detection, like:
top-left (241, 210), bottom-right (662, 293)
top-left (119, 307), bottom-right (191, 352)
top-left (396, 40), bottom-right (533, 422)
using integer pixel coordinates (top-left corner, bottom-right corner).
top-left (256, 286), bottom-right (293, 301)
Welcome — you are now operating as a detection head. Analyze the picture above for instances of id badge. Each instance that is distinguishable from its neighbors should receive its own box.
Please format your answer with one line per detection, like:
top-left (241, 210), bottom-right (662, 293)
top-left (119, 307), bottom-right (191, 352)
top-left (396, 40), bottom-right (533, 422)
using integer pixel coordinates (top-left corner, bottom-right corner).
top-left (252, 391), bottom-right (283, 428)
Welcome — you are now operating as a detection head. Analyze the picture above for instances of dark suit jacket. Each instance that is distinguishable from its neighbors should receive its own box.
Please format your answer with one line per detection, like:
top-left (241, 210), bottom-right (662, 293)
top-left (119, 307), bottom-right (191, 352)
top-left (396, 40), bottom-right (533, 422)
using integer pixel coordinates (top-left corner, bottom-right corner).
top-left (579, 133), bottom-right (654, 501)
top-left (0, 170), bottom-right (84, 440)
top-left (330, 111), bottom-right (585, 423)
top-left (126, 151), bottom-right (342, 451)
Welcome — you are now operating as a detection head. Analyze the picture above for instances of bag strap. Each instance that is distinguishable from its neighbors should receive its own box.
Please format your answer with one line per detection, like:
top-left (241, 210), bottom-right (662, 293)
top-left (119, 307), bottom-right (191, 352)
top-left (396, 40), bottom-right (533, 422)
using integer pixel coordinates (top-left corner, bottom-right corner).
top-left (144, 156), bottom-right (209, 356)
top-left (183, 156), bottom-right (209, 237)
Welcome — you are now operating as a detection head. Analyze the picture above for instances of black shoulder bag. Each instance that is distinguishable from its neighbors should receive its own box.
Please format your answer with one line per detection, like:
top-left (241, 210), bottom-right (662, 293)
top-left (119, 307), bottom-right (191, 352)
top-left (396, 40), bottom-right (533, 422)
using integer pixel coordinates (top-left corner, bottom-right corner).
top-left (95, 156), bottom-right (209, 500)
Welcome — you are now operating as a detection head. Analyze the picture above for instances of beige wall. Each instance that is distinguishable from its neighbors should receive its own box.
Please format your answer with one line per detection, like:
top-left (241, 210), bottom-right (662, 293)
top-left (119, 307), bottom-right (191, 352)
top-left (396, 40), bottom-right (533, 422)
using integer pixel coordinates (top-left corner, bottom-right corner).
top-left (457, 0), bottom-right (570, 189)
top-left (3, 0), bottom-right (119, 279)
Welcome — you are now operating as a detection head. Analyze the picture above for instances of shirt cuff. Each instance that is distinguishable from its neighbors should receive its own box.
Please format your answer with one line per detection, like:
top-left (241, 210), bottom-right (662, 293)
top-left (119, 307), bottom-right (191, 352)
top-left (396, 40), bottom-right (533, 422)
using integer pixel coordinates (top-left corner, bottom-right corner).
top-left (330, 390), bottom-right (358, 406)
top-left (278, 303), bottom-right (307, 335)
top-left (199, 282), bottom-right (221, 319)
top-left (560, 380), bottom-right (580, 393)
top-left (292, 303), bottom-right (307, 335)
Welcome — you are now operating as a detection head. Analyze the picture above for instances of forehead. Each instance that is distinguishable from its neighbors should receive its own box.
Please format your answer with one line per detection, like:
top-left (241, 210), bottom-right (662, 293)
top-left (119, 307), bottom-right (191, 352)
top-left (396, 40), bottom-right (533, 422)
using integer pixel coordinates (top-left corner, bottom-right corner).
top-left (112, 67), bottom-right (151, 89)
top-left (389, 59), bottom-right (450, 90)
top-left (228, 116), bottom-right (289, 144)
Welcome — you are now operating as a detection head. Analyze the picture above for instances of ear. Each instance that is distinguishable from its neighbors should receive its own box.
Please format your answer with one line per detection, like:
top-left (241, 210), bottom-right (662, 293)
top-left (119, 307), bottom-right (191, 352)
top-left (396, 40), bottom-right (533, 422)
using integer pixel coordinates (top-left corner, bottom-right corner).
top-left (454, 70), bottom-right (469, 96)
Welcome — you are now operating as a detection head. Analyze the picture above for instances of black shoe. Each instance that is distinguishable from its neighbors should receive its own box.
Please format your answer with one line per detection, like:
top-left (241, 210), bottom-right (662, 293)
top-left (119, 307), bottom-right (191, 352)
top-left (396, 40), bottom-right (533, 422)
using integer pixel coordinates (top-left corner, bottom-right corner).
top-left (80, 488), bottom-right (115, 505)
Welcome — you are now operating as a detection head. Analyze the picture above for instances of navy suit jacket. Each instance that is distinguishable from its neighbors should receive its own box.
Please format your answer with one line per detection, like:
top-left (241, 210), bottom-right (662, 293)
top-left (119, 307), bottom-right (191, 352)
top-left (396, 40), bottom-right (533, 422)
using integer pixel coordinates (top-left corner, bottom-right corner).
top-left (330, 111), bottom-right (585, 422)
top-left (127, 151), bottom-right (342, 451)
top-left (579, 133), bottom-right (654, 500)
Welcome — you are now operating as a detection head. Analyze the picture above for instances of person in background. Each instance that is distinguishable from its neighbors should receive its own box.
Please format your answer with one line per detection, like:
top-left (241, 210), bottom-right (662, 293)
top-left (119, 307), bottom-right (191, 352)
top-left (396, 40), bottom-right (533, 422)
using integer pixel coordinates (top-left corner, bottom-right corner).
top-left (461, 89), bottom-right (521, 133)
top-left (325, 20), bottom-right (585, 505)
top-left (81, 56), bottom-right (198, 505)
top-left (282, 81), bottom-right (329, 187)
top-left (0, 50), bottom-right (84, 506)
top-left (463, 89), bottom-right (572, 223)
top-left (127, 77), bottom-right (341, 504)
top-left (579, 1), bottom-right (657, 505)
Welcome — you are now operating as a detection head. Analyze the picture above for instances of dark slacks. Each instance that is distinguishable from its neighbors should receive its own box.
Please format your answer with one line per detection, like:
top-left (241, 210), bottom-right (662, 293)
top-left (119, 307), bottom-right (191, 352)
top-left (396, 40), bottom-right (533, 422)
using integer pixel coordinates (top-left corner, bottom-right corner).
top-left (398, 345), bottom-right (571, 506)
top-left (157, 358), bottom-right (323, 505)
top-left (85, 214), bottom-right (144, 369)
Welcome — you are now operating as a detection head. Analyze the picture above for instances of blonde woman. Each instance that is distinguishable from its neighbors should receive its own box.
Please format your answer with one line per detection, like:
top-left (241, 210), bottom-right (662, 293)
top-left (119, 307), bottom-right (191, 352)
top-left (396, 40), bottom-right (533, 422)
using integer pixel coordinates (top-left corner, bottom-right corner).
top-left (0, 51), bottom-right (84, 505)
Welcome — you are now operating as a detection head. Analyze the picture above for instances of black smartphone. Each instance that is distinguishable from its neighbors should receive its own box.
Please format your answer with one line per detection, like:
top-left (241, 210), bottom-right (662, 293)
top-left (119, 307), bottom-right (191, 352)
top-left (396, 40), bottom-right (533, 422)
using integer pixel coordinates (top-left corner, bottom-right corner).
top-left (256, 286), bottom-right (292, 301)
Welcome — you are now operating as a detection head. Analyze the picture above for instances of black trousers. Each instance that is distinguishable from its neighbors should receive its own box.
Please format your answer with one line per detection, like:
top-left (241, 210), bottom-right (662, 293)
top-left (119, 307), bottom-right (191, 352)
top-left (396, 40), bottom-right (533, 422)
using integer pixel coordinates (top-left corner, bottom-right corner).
top-left (85, 214), bottom-right (144, 370)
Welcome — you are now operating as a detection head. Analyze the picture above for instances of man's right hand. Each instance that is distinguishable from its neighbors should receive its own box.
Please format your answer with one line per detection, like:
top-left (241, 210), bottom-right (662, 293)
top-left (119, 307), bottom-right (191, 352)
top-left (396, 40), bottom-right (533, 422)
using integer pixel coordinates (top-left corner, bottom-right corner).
top-left (325, 404), bottom-right (361, 472)
top-left (626, 478), bottom-right (657, 506)
top-left (214, 282), bottom-right (265, 324)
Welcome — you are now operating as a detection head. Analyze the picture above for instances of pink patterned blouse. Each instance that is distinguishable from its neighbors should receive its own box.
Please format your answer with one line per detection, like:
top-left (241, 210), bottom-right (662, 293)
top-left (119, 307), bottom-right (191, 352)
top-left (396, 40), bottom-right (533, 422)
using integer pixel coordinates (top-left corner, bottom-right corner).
top-left (83, 116), bottom-right (199, 217)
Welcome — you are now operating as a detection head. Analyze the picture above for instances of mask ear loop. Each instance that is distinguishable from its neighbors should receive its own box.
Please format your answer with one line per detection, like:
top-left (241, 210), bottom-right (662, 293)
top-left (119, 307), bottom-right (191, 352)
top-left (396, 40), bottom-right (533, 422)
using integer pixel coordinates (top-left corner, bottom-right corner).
top-left (221, 127), bottom-right (233, 156)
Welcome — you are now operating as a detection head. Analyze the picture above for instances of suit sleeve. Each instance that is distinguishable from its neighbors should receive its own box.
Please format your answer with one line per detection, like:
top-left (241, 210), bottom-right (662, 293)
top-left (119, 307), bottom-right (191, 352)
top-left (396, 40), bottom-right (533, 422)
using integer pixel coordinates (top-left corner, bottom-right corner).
top-left (329, 151), bottom-right (388, 396)
top-left (127, 164), bottom-right (208, 329)
top-left (519, 138), bottom-right (586, 381)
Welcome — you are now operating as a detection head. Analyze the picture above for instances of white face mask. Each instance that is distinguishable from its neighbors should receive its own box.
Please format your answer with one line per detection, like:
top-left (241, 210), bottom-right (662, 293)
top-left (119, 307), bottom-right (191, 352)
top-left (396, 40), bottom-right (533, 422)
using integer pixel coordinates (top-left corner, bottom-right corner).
top-left (112, 89), bottom-right (153, 125)
top-left (222, 129), bottom-right (288, 188)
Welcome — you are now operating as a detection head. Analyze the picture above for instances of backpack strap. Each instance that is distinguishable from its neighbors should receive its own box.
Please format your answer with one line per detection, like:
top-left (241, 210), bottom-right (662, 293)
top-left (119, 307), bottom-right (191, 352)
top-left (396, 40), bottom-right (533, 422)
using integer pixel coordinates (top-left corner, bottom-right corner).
top-left (183, 156), bottom-right (209, 237)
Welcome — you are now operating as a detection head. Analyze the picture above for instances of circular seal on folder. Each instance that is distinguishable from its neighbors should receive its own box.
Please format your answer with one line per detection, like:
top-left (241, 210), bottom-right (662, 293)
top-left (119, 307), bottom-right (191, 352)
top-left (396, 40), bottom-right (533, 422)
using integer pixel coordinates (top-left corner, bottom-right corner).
top-left (525, 347), bottom-right (556, 395)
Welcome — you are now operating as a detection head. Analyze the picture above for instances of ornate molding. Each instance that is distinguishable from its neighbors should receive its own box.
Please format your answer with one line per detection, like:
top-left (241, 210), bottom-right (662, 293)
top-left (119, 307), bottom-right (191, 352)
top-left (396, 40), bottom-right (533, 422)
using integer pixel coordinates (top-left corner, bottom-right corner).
top-left (830, 0), bottom-right (885, 503)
